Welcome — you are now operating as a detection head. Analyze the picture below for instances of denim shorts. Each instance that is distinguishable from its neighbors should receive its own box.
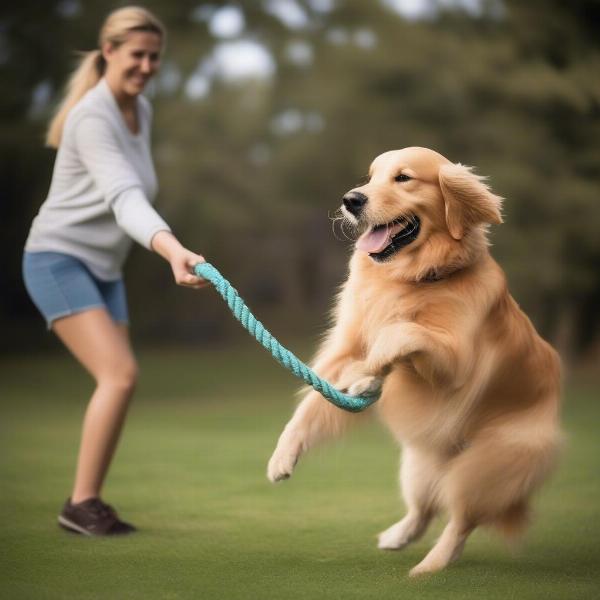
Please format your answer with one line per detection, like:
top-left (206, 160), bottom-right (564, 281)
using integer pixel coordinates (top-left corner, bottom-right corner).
top-left (22, 251), bottom-right (129, 328)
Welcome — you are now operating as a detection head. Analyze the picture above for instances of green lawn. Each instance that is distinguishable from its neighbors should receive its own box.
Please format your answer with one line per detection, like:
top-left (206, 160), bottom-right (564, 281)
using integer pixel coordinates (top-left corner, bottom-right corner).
top-left (1, 342), bottom-right (599, 599)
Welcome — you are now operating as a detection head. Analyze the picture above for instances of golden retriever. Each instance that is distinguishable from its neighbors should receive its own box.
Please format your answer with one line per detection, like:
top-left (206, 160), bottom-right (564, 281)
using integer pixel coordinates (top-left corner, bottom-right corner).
top-left (267, 147), bottom-right (561, 576)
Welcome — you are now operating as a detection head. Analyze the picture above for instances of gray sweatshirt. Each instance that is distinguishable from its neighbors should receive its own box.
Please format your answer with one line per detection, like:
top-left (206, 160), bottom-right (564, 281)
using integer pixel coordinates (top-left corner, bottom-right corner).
top-left (25, 77), bottom-right (171, 280)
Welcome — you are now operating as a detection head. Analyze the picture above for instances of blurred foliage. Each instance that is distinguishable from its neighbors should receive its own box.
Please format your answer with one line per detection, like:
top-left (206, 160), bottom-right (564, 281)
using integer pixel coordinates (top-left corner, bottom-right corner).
top-left (1, 0), bottom-right (599, 362)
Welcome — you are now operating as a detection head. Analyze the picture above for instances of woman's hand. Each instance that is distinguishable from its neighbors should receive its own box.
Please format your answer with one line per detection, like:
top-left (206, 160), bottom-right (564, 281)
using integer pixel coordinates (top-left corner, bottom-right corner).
top-left (151, 230), bottom-right (210, 289)
top-left (169, 247), bottom-right (210, 289)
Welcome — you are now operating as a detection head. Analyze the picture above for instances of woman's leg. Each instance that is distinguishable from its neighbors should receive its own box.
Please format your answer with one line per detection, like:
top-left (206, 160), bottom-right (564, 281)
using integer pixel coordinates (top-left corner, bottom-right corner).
top-left (52, 308), bottom-right (138, 503)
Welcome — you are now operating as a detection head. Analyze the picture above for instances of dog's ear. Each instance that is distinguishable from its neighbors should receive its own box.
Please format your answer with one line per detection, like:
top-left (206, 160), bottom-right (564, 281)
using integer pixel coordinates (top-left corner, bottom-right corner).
top-left (439, 163), bottom-right (503, 240)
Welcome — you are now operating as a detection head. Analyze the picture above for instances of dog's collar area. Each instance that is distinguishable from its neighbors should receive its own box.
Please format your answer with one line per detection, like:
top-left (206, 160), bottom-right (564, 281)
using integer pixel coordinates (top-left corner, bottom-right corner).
top-left (421, 270), bottom-right (444, 283)
top-left (418, 263), bottom-right (468, 283)
top-left (369, 215), bottom-right (421, 262)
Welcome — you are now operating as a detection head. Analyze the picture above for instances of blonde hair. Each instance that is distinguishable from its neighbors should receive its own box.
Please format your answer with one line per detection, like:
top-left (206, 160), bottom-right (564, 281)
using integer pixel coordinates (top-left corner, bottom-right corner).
top-left (46, 6), bottom-right (165, 148)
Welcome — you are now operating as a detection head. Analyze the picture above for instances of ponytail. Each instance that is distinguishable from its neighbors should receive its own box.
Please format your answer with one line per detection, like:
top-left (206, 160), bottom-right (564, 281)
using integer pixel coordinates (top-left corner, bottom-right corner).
top-left (46, 50), bottom-right (105, 148)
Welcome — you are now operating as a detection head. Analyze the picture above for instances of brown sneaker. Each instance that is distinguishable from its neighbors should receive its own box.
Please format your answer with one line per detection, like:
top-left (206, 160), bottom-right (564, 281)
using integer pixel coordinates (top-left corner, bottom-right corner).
top-left (58, 498), bottom-right (137, 536)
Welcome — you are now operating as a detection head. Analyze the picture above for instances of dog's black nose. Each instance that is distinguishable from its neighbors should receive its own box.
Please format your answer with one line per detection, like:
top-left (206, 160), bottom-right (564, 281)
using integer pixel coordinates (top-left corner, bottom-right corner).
top-left (342, 191), bottom-right (368, 217)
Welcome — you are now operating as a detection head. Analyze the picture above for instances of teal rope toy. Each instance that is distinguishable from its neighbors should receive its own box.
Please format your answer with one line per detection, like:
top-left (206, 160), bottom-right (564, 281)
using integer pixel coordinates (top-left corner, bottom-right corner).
top-left (194, 262), bottom-right (379, 413)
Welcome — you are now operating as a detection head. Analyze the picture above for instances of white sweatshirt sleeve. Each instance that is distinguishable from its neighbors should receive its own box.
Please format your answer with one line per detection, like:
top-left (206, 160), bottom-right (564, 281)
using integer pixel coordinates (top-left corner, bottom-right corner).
top-left (74, 115), bottom-right (171, 249)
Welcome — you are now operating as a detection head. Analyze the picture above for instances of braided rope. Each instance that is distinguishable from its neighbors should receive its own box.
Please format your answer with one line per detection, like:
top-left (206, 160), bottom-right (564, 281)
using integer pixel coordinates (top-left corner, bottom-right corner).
top-left (194, 263), bottom-right (379, 413)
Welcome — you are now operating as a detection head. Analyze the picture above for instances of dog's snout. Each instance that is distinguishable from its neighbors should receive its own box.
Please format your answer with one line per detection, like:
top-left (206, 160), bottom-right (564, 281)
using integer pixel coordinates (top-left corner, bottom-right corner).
top-left (343, 191), bottom-right (368, 217)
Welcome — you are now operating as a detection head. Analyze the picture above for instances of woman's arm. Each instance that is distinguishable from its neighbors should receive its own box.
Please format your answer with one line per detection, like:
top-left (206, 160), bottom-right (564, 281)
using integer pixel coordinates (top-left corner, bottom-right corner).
top-left (74, 115), bottom-right (171, 249)
top-left (73, 116), bottom-right (208, 288)
top-left (151, 230), bottom-right (208, 289)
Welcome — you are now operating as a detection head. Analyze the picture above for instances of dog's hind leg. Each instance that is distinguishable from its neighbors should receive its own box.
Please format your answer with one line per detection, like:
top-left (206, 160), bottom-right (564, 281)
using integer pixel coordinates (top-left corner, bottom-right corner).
top-left (409, 426), bottom-right (558, 575)
top-left (409, 516), bottom-right (474, 577)
top-left (378, 446), bottom-right (442, 550)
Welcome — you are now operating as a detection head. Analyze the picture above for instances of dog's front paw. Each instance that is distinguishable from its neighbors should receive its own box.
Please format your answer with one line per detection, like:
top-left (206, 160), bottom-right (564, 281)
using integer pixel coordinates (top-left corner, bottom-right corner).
top-left (337, 361), bottom-right (384, 398)
top-left (267, 437), bottom-right (302, 483)
top-left (347, 375), bottom-right (383, 397)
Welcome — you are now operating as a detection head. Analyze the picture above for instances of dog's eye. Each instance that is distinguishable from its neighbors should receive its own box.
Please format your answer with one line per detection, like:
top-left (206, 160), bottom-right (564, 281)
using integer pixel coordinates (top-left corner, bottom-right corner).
top-left (395, 174), bottom-right (412, 183)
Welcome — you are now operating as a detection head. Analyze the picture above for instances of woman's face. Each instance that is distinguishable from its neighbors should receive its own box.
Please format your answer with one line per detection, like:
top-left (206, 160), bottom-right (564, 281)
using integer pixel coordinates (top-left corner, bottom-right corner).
top-left (103, 31), bottom-right (162, 98)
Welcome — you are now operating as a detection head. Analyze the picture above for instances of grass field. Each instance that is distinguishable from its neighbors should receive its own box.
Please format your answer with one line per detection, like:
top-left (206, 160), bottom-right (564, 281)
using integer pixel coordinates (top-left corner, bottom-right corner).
top-left (1, 342), bottom-right (599, 599)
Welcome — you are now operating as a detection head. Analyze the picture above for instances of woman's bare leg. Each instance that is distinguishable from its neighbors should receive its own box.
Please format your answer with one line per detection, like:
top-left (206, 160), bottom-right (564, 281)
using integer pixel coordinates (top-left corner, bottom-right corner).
top-left (52, 308), bottom-right (138, 503)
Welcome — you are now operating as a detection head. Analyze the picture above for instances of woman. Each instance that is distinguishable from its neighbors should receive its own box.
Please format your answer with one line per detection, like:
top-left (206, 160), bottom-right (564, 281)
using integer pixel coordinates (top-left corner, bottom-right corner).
top-left (22, 7), bottom-right (206, 536)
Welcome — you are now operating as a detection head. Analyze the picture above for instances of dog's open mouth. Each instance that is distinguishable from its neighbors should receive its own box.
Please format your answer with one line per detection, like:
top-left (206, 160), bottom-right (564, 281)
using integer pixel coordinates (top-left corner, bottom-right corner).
top-left (356, 215), bottom-right (421, 262)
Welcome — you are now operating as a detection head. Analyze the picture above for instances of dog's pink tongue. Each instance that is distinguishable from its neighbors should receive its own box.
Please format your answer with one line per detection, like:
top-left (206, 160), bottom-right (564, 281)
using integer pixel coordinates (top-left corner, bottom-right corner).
top-left (356, 226), bottom-right (391, 253)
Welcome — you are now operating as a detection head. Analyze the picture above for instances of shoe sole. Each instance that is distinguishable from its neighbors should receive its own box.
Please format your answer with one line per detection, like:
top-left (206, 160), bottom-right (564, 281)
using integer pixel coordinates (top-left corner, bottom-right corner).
top-left (58, 515), bottom-right (95, 536)
top-left (58, 515), bottom-right (136, 536)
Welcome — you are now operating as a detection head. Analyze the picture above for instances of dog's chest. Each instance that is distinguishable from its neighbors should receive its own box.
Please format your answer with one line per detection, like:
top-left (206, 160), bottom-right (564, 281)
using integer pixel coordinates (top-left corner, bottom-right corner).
top-left (354, 283), bottom-right (425, 347)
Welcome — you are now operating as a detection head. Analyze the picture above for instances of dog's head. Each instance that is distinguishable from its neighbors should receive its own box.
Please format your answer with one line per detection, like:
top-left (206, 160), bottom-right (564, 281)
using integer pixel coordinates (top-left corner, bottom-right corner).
top-left (341, 147), bottom-right (503, 280)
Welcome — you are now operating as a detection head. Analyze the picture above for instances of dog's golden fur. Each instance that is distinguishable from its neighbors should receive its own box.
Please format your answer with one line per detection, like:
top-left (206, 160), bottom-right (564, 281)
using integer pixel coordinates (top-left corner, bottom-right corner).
top-left (267, 147), bottom-right (561, 576)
